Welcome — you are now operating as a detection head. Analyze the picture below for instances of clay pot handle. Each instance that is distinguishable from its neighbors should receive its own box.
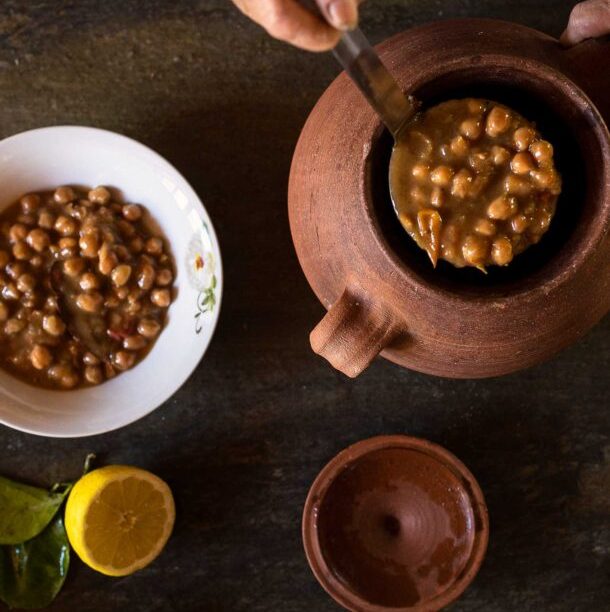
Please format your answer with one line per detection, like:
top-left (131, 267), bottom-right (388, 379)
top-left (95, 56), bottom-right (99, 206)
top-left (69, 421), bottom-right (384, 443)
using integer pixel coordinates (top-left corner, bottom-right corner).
top-left (310, 284), bottom-right (405, 378)
top-left (564, 37), bottom-right (610, 120)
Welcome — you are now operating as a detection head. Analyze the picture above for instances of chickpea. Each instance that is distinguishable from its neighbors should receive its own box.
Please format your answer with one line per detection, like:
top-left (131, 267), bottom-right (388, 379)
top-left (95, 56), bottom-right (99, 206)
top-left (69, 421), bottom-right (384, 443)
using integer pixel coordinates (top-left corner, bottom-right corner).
top-left (98, 243), bottom-right (118, 275)
top-left (79, 233), bottom-right (99, 258)
top-left (18, 214), bottom-right (36, 227)
top-left (104, 363), bottom-right (117, 379)
top-left (529, 140), bottom-right (554, 167)
top-left (492, 146), bottom-right (510, 166)
top-left (44, 296), bottom-right (59, 312)
top-left (531, 169), bottom-right (561, 194)
top-left (111, 264), bottom-right (132, 287)
top-left (468, 151), bottom-right (492, 173)
top-left (9, 223), bottom-right (28, 243)
top-left (5, 262), bottom-right (25, 280)
top-left (83, 352), bottom-right (100, 366)
top-left (411, 163), bottom-right (429, 182)
top-left (30, 345), bottom-right (52, 370)
top-left (504, 175), bottom-right (532, 197)
top-left (491, 236), bottom-right (513, 266)
top-left (4, 318), bottom-right (25, 334)
top-left (16, 273), bottom-right (36, 293)
top-left (88, 186), bottom-right (111, 205)
top-left (409, 186), bottom-right (427, 206)
top-left (430, 187), bottom-right (445, 209)
top-left (79, 272), bottom-right (99, 291)
top-left (123, 335), bottom-right (147, 351)
top-left (54, 215), bottom-right (77, 237)
top-left (114, 287), bottom-right (128, 301)
top-left (145, 237), bottom-right (163, 255)
top-left (118, 220), bottom-right (136, 239)
top-left (451, 169), bottom-right (473, 199)
top-left (137, 318), bottom-right (161, 338)
top-left (49, 364), bottom-right (79, 389)
top-left (20, 194), bottom-right (41, 214)
top-left (30, 255), bottom-right (43, 268)
top-left (485, 106), bottom-right (511, 136)
top-left (113, 246), bottom-right (128, 262)
top-left (79, 198), bottom-right (93, 208)
top-left (123, 204), bottom-right (142, 221)
top-left (0, 250), bottom-right (9, 268)
top-left (76, 292), bottom-right (103, 313)
top-left (513, 127), bottom-right (536, 152)
top-left (150, 288), bottom-right (171, 308)
top-left (0, 301), bottom-right (8, 321)
top-left (430, 165), bottom-right (454, 187)
top-left (137, 263), bottom-right (156, 290)
top-left (129, 237), bottom-right (144, 253)
top-left (26, 228), bottom-right (50, 252)
top-left (38, 210), bottom-right (55, 229)
top-left (12, 241), bottom-right (31, 260)
top-left (84, 366), bottom-right (104, 385)
top-left (461, 234), bottom-right (489, 266)
top-left (459, 117), bottom-right (483, 140)
top-left (511, 214), bottom-right (530, 234)
top-left (43, 314), bottom-right (66, 336)
top-left (529, 210), bottom-right (553, 235)
top-left (61, 257), bottom-right (83, 278)
top-left (487, 195), bottom-right (518, 221)
top-left (510, 152), bottom-right (536, 175)
top-left (474, 218), bottom-right (497, 237)
top-left (54, 186), bottom-right (76, 204)
top-left (113, 350), bottom-right (136, 371)
top-left (469, 175), bottom-right (490, 198)
top-left (60, 240), bottom-right (77, 259)
top-left (449, 135), bottom-right (469, 157)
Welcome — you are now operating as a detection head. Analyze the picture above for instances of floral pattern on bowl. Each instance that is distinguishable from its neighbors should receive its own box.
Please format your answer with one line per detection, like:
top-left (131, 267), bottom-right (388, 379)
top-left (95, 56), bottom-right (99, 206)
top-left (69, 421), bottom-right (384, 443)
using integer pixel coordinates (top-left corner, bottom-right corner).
top-left (187, 226), bottom-right (218, 334)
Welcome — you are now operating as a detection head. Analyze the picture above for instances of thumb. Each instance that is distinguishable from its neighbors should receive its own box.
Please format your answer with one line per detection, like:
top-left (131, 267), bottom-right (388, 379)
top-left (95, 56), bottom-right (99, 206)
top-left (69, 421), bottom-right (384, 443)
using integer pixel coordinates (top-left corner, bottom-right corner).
top-left (315, 0), bottom-right (360, 31)
top-left (560, 0), bottom-right (610, 45)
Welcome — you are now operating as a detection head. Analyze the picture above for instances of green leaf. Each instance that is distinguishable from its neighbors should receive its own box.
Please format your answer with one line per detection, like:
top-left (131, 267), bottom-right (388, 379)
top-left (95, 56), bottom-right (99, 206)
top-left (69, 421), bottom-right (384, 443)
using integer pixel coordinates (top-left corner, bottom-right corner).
top-left (0, 515), bottom-right (70, 610)
top-left (211, 275), bottom-right (217, 289)
top-left (0, 476), bottom-right (71, 545)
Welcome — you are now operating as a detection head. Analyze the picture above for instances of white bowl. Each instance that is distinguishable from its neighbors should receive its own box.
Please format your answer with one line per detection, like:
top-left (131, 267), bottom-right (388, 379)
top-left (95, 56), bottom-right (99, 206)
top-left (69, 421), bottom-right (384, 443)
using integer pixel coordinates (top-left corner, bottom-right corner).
top-left (0, 126), bottom-right (222, 437)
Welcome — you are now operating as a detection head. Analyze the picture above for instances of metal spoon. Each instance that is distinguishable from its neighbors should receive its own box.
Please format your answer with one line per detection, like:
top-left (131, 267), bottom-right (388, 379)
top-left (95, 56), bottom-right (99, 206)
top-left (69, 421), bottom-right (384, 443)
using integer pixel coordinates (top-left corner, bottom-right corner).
top-left (333, 27), bottom-right (418, 137)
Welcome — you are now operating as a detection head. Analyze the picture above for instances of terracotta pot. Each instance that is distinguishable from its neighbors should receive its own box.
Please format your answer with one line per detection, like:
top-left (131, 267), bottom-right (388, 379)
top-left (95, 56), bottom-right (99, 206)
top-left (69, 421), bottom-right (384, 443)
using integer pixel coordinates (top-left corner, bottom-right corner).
top-left (288, 19), bottom-right (610, 378)
top-left (302, 435), bottom-right (489, 611)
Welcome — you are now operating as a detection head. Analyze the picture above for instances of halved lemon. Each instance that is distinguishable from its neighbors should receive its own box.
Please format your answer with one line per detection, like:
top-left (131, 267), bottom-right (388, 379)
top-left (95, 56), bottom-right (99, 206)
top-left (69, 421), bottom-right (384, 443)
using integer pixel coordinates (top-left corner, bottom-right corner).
top-left (65, 465), bottom-right (175, 576)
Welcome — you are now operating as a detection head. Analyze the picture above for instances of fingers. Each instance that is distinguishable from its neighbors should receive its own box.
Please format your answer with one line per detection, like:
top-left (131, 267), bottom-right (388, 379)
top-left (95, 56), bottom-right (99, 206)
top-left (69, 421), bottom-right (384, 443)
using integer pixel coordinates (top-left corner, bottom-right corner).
top-left (315, 0), bottom-right (360, 31)
top-left (560, 0), bottom-right (610, 45)
top-left (233, 0), bottom-right (341, 51)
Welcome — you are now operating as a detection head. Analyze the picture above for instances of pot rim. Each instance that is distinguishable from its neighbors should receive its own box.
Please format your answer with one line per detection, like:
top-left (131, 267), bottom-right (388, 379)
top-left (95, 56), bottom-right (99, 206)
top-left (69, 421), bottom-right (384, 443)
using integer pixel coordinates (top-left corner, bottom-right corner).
top-left (302, 435), bottom-right (489, 612)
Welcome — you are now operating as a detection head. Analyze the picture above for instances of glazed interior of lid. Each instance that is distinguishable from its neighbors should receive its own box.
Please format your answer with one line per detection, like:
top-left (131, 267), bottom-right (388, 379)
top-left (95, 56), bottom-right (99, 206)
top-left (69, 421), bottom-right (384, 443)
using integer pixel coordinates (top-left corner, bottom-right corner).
top-left (316, 447), bottom-right (477, 608)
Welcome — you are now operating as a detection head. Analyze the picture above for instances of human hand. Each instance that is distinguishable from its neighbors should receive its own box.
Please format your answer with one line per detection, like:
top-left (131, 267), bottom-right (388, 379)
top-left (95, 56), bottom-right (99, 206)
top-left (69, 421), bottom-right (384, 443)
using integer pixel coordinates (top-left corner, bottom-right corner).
top-left (560, 0), bottom-right (610, 45)
top-left (232, 0), bottom-right (361, 51)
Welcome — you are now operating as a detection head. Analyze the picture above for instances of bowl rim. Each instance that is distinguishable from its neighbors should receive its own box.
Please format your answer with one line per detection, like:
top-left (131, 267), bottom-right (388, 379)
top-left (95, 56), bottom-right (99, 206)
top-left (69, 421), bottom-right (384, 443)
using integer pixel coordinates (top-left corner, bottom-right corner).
top-left (302, 435), bottom-right (489, 612)
top-left (0, 125), bottom-right (223, 438)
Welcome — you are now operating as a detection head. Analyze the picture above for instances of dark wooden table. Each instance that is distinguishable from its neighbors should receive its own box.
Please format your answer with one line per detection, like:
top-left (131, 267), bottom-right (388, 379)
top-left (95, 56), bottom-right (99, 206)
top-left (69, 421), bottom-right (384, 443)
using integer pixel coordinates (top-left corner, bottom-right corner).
top-left (1, 1), bottom-right (608, 610)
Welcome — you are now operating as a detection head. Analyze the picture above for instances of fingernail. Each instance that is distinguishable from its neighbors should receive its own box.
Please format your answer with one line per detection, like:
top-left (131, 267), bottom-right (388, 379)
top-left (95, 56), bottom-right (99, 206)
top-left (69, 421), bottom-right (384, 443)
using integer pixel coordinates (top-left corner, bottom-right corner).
top-left (327, 0), bottom-right (358, 31)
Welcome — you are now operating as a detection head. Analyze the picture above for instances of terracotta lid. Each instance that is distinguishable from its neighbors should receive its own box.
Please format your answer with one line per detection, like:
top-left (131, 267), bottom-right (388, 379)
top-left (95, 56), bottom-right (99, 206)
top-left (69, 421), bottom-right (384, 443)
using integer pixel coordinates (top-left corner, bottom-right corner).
top-left (302, 435), bottom-right (489, 611)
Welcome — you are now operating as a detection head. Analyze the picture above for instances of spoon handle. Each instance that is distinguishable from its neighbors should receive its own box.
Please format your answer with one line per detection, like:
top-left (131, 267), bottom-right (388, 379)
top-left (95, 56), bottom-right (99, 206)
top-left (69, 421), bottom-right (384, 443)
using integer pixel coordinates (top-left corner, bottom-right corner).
top-left (333, 28), bottom-right (417, 136)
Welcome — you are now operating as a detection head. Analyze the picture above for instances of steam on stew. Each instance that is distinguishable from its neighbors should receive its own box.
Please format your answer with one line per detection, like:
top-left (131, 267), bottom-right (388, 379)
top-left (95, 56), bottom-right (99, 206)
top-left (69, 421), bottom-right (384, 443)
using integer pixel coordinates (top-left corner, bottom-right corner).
top-left (0, 186), bottom-right (174, 389)
top-left (389, 98), bottom-right (562, 271)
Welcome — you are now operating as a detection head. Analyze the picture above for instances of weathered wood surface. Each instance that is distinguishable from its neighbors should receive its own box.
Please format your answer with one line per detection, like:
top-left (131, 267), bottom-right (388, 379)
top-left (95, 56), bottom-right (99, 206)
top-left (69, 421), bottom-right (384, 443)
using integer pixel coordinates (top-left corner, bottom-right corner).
top-left (0, 1), bottom-right (608, 610)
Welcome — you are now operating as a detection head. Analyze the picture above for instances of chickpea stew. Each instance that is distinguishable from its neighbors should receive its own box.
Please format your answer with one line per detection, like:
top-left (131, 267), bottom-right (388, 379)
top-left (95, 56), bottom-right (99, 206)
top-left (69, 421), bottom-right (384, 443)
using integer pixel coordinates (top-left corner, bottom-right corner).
top-left (0, 186), bottom-right (174, 389)
top-left (389, 98), bottom-right (562, 271)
